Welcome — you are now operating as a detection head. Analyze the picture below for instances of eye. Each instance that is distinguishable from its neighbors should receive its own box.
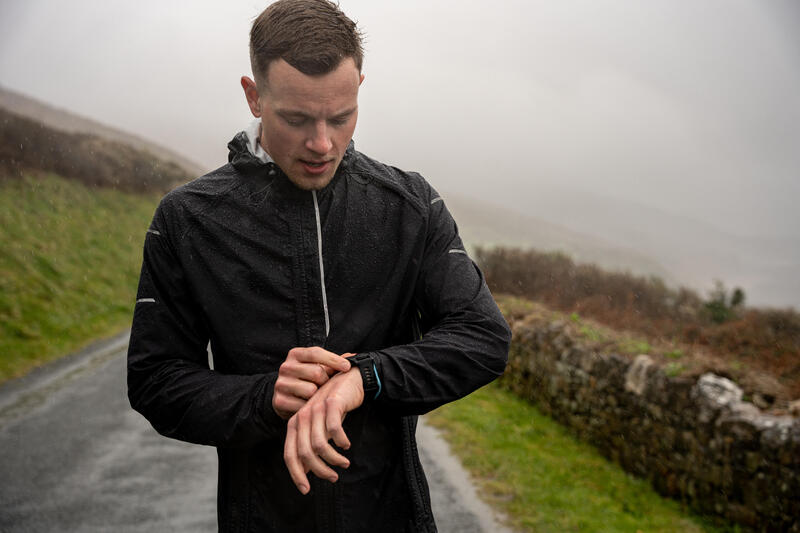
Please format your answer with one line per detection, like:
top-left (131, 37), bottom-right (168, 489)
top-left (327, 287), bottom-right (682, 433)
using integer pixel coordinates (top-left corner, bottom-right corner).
top-left (329, 116), bottom-right (351, 127)
top-left (285, 117), bottom-right (305, 127)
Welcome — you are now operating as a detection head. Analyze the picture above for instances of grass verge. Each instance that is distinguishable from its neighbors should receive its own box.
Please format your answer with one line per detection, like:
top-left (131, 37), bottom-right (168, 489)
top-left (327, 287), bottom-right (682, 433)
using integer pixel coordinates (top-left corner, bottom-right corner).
top-left (0, 172), bottom-right (158, 383)
top-left (426, 383), bottom-right (738, 532)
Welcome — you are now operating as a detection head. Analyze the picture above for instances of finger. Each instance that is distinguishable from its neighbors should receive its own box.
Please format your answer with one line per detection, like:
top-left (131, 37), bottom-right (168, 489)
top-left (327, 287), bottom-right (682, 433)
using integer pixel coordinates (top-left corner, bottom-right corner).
top-left (296, 409), bottom-right (339, 483)
top-left (284, 417), bottom-right (310, 494)
top-left (280, 359), bottom-right (330, 387)
top-left (299, 363), bottom-right (332, 386)
top-left (325, 396), bottom-right (351, 450)
top-left (310, 403), bottom-right (350, 470)
top-left (294, 347), bottom-right (352, 373)
top-left (272, 394), bottom-right (306, 420)
top-left (333, 353), bottom-right (355, 376)
top-left (276, 377), bottom-right (319, 400)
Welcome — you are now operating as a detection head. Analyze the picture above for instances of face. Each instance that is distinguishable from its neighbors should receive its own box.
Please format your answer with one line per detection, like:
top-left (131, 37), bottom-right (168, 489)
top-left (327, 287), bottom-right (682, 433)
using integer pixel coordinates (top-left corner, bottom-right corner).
top-left (241, 58), bottom-right (364, 191)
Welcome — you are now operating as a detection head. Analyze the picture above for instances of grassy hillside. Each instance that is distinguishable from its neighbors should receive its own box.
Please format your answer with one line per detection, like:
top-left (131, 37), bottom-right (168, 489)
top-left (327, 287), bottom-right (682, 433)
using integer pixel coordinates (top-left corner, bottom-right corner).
top-left (427, 384), bottom-right (732, 532)
top-left (0, 172), bottom-right (158, 382)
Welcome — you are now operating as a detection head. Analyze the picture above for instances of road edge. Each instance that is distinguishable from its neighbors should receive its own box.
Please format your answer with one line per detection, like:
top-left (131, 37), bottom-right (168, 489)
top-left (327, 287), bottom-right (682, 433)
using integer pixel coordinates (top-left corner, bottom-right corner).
top-left (417, 417), bottom-right (514, 533)
top-left (0, 329), bottom-right (130, 417)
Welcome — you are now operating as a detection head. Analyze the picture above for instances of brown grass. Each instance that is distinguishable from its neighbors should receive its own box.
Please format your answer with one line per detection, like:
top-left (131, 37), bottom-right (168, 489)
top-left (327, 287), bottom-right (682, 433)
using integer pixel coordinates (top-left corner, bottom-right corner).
top-left (1, 107), bottom-right (190, 193)
top-left (478, 247), bottom-right (800, 410)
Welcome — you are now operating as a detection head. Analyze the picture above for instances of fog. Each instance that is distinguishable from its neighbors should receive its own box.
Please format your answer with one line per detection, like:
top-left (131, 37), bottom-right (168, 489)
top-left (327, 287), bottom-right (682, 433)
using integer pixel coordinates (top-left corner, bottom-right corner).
top-left (1, 0), bottom-right (799, 307)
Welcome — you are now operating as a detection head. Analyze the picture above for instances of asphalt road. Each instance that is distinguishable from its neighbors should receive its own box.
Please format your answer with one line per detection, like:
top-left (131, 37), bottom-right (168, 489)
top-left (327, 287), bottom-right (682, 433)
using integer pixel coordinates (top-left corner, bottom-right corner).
top-left (0, 333), bottom-right (509, 532)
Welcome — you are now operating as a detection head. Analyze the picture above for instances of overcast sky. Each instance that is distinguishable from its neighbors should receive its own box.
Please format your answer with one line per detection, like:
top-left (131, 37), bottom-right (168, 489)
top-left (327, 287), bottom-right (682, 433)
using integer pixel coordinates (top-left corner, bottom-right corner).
top-left (2, 0), bottom-right (799, 303)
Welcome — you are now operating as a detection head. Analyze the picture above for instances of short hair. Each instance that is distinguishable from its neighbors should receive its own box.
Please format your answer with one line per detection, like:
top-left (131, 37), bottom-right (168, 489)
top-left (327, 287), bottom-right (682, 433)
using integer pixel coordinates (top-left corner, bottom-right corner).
top-left (250, 0), bottom-right (364, 89)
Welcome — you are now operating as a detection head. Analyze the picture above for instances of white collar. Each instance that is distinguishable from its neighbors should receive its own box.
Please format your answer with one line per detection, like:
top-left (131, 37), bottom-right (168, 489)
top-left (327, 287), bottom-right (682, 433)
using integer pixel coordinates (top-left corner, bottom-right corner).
top-left (244, 119), bottom-right (273, 164)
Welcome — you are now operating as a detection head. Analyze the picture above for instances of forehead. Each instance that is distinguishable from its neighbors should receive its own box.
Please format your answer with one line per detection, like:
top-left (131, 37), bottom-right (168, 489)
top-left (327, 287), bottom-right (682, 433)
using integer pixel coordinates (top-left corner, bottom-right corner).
top-left (263, 58), bottom-right (361, 114)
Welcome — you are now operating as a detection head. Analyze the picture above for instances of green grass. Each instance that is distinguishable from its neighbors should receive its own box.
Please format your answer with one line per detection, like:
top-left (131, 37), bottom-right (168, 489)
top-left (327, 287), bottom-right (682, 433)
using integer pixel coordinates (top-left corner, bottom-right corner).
top-left (666, 349), bottom-right (684, 360)
top-left (0, 172), bottom-right (158, 382)
top-left (665, 361), bottom-right (686, 377)
top-left (618, 337), bottom-right (652, 355)
top-left (578, 324), bottom-right (608, 343)
top-left (426, 383), bottom-right (735, 533)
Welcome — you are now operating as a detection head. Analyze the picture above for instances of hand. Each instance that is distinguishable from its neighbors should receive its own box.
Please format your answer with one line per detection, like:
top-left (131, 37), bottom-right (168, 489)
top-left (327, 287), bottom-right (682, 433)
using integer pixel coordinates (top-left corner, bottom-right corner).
top-left (272, 347), bottom-right (353, 420)
top-left (283, 367), bottom-right (364, 494)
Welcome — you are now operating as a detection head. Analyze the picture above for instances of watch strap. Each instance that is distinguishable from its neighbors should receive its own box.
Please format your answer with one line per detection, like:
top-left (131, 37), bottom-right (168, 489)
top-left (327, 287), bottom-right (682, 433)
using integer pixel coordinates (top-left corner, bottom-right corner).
top-left (346, 354), bottom-right (380, 398)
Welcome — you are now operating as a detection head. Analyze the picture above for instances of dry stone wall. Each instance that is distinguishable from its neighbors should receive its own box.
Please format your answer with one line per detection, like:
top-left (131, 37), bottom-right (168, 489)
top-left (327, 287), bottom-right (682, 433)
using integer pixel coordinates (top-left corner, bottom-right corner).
top-left (503, 316), bottom-right (799, 531)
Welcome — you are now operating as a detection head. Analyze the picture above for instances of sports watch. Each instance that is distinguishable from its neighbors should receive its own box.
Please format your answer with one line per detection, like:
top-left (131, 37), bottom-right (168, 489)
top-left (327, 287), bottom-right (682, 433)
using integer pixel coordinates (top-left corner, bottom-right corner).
top-left (346, 353), bottom-right (381, 399)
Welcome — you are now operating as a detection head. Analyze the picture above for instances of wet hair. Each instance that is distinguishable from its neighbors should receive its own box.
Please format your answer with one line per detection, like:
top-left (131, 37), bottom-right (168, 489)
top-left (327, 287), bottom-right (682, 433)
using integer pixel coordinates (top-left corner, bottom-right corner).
top-left (250, 0), bottom-right (364, 90)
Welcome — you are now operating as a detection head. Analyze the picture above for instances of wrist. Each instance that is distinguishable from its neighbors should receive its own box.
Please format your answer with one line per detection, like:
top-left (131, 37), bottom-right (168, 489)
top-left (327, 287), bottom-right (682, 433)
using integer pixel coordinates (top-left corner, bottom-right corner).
top-left (345, 353), bottom-right (381, 400)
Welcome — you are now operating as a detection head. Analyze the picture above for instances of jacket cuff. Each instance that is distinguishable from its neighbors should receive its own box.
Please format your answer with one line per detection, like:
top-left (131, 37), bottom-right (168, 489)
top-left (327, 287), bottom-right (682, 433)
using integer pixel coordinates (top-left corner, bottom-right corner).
top-left (258, 371), bottom-right (286, 432)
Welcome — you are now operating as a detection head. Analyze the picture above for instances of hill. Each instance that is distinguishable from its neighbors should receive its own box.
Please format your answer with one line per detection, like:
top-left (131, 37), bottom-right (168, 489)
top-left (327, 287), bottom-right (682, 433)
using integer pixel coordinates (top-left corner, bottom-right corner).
top-left (499, 182), bottom-right (800, 309)
top-left (1, 107), bottom-right (190, 193)
top-left (443, 191), bottom-right (672, 282)
top-left (0, 85), bottom-right (204, 178)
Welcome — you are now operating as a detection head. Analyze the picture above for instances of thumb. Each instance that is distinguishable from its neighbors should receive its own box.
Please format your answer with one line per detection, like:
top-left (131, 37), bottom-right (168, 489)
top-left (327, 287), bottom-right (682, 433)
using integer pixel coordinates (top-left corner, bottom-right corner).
top-left (324, 353), bottom-right (355, 376)
top-left (341, 352), bottom-right (356, 370)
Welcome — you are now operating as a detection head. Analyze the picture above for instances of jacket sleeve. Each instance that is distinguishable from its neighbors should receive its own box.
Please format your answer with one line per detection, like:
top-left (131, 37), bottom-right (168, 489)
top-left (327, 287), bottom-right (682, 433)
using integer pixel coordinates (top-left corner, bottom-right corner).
top-left (367, 190), bottom-right (511, 415)
top-left (127, 203), bottom-right (285, 447)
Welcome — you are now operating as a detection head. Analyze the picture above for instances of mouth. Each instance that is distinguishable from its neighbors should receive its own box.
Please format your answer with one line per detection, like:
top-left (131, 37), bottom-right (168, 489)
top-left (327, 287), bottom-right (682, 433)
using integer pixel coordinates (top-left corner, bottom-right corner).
top-left (300, 159), bottom-right (333, 175)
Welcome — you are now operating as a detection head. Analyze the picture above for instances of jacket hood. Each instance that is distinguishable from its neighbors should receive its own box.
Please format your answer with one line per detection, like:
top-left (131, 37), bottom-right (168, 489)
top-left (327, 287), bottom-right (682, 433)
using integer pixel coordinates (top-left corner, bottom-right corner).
top-left (227, 125), bottom-right (272, 174)
top-left (227, 121), bottom-right (356, 176)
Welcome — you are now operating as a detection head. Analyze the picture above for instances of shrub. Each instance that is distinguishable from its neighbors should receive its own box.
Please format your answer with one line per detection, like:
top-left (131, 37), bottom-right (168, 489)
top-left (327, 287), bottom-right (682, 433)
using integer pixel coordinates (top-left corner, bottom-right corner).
top-left (476, 246), bottom-right (800, 401)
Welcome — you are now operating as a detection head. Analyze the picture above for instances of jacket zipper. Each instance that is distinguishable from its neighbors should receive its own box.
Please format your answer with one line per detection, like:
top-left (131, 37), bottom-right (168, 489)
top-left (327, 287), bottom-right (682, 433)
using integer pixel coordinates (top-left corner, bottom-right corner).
top-left (312, 190), bottom-right (336, 531)
top-left (312, 190), bottom-right (330, 337)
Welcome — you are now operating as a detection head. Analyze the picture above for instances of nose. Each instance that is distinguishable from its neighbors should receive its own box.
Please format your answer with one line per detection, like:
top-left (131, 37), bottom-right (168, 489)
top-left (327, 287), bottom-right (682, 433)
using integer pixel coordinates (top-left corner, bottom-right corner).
top-left (306, 120), bottom-right (333, 154)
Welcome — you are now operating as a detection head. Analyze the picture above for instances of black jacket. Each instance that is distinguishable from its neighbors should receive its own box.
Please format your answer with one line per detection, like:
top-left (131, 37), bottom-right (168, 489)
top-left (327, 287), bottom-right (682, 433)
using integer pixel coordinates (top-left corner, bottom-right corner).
top-left (127, 132), bottom-right (511, 532)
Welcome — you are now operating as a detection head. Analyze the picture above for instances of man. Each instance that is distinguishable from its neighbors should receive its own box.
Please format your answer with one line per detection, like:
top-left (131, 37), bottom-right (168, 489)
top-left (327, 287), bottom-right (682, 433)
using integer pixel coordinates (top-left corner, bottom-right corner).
top-left (127, 1), bottom-right (510, 531)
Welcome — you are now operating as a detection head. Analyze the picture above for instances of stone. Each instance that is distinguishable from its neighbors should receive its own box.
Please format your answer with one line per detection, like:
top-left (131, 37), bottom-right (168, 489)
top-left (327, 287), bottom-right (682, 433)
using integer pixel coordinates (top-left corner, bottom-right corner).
top-left (752, 392), bottom-right (772, 410)
top-left (644, 368), bottom-right (670, 406)
top-left (624, 354), bottom-right (654, 396)
top-left (560, 347), bottom-right (576, 363)
top-left (692, 373), bottom-right (743, 425)
top-left (547, 376), bottom-right (561, 397)
top-left (745, 451), bottom-right (761, 474)
top-left (579, 350), bottom-right (601, 373)
top-left (665, 377), bottom-right (696, 415)
top-left (647, 404), bottom-right (664, 421)
top-left (603, 353), bottom-right (630, 388)
top-left (727, 504), bottom-right (759, 527)
top-left (717, 401), bottom-right (762, 444)
top-left (778, 447), bottom-right (795, 466)
top-left (789, 399), bottom-right (800, 418)
top-left (552, 332), bottom-right (572, 351)
top-left (571, 367), bottom-right (590, 386)
top-left (760, 416), bottom-right (796, 452)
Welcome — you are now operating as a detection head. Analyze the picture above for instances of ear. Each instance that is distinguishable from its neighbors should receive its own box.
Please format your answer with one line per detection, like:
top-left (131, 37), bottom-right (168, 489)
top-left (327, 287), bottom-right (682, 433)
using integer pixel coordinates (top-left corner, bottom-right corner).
top-left (359, 72), bottom-right (365, 86)
top-left (241, 76), bottom-right (261, 117)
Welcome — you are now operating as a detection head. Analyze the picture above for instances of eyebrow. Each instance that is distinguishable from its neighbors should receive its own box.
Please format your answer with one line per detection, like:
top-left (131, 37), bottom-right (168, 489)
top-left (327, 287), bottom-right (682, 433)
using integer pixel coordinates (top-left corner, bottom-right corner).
top-left (276, 106), bottom-right (357, 120)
